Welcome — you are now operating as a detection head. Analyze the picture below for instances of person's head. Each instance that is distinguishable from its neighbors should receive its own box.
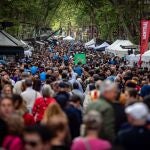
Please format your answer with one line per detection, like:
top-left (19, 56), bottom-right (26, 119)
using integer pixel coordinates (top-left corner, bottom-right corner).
top-left (100, 80), bottom-right (118, 102)
top-left (83, 111), bottom-right (102, 136)
top-left (125, 103), bottom-right (149, 126)
top-left (42, 103), bottom-right (64, 124)
top-left (42, 84), bottom-right (54, 98)
top-left (2, 84), bottom-right (12, 97)
top-left (125, 88), bottom-right (138, 105)
top-left (5, 113), bottom-right (24, 136)
top-left (69, 94), bottom-right (81, 108)
top-left (47, 113), bottom-right (68, 145)
top-left (24, 125), bottom-right (51, 150)
top-left (25, 79), bottom-right (33, 88)
top-left (22, 72), bottom-right (30, 80)
top-left (73, 82), bottom-right (79, 90)
top-left (12, 94), bottom-right (24, 110)
top-left (58, 82), bottom-right (70, 92)
top-left (0, 97), bottom-right (14, 117)
top-left (33, 79), bottom-right (41, 92)
top-left (55, 91), bottom-right (70, 109)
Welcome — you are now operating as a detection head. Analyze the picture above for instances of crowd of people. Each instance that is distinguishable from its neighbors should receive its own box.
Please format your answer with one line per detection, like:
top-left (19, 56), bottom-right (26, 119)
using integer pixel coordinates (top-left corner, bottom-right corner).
top-left (0, 39), bottom-right (150, 150)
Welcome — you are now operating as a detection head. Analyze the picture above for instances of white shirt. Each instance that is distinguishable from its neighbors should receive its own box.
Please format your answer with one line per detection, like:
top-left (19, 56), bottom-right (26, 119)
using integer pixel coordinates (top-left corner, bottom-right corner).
top-left (21, 87), bottom-right (41, 112)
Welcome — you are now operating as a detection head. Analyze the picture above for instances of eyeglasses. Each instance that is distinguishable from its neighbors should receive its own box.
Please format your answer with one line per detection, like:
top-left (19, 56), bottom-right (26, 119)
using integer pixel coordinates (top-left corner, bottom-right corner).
top-left (24, 140), bottom-right (39, 147)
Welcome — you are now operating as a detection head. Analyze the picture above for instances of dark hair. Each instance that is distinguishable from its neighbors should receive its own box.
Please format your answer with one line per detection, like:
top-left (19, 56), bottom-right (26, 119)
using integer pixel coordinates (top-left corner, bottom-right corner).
top-left (126, 88), bottom-right (137, 98)
top-left (70, 94), bottom-right (81, 103)
top-left (73, 82), bottom-right (79, 89)
top-left (24, 125), bottom-right (52, 143)
top-left (25, 79), bottom-right (32, 87)
top-left (12, 94), bottom-right (23, 109)
top-left (33, 79), bottom-right (41, 92)
top-left (61, 72), bottom-right (68, 79)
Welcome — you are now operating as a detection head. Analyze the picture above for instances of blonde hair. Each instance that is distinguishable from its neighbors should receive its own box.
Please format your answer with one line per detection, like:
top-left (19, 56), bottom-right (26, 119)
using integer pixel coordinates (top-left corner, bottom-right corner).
top-left (42, 103), bottom-right (67, 124)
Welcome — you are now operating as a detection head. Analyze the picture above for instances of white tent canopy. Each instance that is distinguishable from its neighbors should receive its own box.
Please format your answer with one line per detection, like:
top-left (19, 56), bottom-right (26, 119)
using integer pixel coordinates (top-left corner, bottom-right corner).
top-left (88, 44), bottom-right (96, 49)
top-left (106, 40), bottom-right (133, 57)
top-left (142, 50), bottom-right (150, 62)
top-left (63, 36), bottom-right (75, 41)
top-left (95, 42), bottom-right (110, 50)
top-left (85, 39), bottom-right (95, 47)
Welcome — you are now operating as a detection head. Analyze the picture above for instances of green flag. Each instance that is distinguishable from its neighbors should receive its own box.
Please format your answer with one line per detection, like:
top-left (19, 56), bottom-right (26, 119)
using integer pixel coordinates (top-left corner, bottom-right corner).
top-left (74, 53), bottom-right (86, 65)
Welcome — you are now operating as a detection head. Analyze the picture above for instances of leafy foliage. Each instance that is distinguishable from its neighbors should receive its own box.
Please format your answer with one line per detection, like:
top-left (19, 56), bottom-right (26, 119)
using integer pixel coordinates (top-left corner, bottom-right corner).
top-left (0, 0), bottom-right (149, 43)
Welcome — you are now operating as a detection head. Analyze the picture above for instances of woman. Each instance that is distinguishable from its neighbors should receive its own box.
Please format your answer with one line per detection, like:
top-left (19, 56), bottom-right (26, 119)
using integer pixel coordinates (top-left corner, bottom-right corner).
top-left (2, 114), bottom-right (24, 150)
top-left (71, 111), bottom-right (111, 150)
top-left (12, 94), bottom-right (35, 126)
top-left (32, 84), bottom-right (56, 123)
top-left (33, 78), bottom-right (41, 92)
top-left (43, 103), bottom-right (70, 150)
top-left (0, 96), bottom-right (15, 118)
top-left (1, 84), bottom-right (13, 97)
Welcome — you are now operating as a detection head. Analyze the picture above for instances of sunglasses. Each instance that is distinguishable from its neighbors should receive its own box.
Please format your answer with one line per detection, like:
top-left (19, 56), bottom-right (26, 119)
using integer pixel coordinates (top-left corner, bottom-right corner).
top-left (24, 140), bottom-right (39, 147)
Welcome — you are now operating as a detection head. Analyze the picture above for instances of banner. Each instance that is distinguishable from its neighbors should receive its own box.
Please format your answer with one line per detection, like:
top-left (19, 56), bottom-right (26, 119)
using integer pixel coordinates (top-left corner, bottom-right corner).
top-left (74, 53), bottom-right (86, 65)
top-left (139, 20), bottom-right (150, 65)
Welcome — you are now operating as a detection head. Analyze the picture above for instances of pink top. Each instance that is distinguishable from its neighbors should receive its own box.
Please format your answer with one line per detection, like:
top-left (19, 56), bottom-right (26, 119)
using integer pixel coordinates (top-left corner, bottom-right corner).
top-left (71, 137), bottom-right (111, 150)
top-left (2, 135), bottom-right (23, 150)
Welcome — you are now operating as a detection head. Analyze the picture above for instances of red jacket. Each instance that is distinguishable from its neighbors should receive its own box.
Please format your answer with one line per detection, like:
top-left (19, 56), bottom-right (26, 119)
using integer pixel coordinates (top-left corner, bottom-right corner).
top-left (32, 97), bottom-right (56, 122)
top-left (23, 113), bottom-right (35, 126)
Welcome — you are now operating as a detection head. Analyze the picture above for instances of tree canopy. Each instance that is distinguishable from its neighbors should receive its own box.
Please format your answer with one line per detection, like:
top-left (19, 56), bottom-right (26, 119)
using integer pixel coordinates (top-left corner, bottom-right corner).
top-left (0, 0), bottom-right (149, 43)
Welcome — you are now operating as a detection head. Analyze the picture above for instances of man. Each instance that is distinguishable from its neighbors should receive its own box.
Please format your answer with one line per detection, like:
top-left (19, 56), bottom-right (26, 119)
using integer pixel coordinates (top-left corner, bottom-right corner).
top-left (86, 80), bottom-right (117, 142)
top-left (72, 82), bottom-right (84, 103)
top-left (54, 82), bottom-right (70, 110)
top-left (140, 75), bottom-right (150, 98)
top-left (21, 79), bottom-right (41, 113)
top-left (124, 88), bottom-right (138, 106)
top-left (116, 103), bottom-right (150, 150)
top-left (13, 72), bottom-right (30, 95)
top-left (74, 62), bottom-right (83, 76)
top-left (65, 94), bottom-right (82, 139)
top-left (23, 125), bottom-right (51, 150)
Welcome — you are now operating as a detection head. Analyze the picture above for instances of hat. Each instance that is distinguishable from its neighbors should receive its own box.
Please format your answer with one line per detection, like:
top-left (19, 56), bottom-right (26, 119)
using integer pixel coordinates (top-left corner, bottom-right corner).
top-left (125, 103), bottom-right (149, 120)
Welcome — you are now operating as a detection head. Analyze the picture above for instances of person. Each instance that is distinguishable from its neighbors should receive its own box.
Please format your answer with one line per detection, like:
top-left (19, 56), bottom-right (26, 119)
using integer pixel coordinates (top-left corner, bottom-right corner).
top-left (21, 79), bottom-right (41, 113)
top-left (0, 96), bottom-right (15, 118)
top-left (2, 114), bottom-right (24, 150)
top-left (86, 80), bottom-right (116, 142)
top-left (23, 125), bottom-right (51, 150)
top-left (83, 83), bottom-right (100, 111)
top-left (74, 62), bottom-right (83, 76)
top-left (65, 94), bottom-right (82, 139)
top-left (115, 103), bottom-right (150, 150)
top-left (71, 111), bottom-right (111, 150)
top-left (12, 94), bottom-right (35, 126)
top-left (33, 79), bottom-right (41, 92)
top-left (72, 82), bottom-right (84, 103)
top-left (42, 103), bottom-right (64, 124)
top-left (1, 84), bottom-right (13, 97)
top-left (140, 75), bottom-right (150, 98)
top-left (32, 84), bottom-right (56, 123)
top-left (55, 83), bottom-right (70, 110)
top-left (48, 113), bottom-right (70, 150)
top-left (42, 103), bottom-right (70, 150)
top-left (13, 72), bottom-right (30, 95)
top-left (124, 88), bottom-right (138, 106)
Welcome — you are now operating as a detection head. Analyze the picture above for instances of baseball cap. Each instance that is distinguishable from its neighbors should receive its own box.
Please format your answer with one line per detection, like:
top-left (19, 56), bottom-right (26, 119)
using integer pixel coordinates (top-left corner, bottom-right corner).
top-left (125, 103), bottom-right (149, 120)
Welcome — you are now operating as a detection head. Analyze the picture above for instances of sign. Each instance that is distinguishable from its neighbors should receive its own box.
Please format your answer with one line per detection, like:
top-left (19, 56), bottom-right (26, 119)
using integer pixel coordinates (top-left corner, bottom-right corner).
top-left (140, 20), bottom-right (150, 54)
top-left (139, 20), bottom-right (150, 66)
top-left (74, 53), bottom-right (86, 65)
